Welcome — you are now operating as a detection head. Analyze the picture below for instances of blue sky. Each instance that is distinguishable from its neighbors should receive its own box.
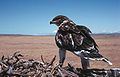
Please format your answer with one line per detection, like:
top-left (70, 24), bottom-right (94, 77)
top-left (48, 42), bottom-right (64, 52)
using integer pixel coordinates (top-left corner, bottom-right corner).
top-left (0, 0), bottom-right (120, 35)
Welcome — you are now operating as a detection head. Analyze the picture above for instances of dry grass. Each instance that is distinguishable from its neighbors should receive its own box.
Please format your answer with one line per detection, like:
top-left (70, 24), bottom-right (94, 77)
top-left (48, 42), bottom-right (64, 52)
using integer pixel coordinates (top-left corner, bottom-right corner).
top-left (0, 35), bottom-right (120, 69)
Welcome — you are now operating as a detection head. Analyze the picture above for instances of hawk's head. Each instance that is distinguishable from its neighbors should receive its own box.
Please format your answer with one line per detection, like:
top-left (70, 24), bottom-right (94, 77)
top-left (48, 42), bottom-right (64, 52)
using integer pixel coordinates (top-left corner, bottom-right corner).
top-left (50, 15), bottom-right (73, 26)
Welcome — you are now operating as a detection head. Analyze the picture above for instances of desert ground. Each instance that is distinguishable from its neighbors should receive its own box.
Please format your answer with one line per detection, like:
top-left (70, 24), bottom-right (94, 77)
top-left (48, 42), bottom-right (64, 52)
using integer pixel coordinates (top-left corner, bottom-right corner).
top-left (0, 34), bottom-right (120, 69)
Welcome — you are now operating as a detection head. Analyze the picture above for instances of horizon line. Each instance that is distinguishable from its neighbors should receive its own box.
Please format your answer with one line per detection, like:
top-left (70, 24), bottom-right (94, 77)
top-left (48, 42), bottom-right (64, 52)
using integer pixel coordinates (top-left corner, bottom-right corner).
top-left (0, 32), bottom-right (120, 36)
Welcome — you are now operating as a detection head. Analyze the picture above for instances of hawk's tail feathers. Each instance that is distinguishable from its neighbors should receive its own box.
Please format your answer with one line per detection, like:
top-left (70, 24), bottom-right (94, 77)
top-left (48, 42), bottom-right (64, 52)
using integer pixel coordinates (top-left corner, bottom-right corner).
top-left (84, 57), bottom-right (112, 66)
top-left (102, 58), bottom-right (112, 65)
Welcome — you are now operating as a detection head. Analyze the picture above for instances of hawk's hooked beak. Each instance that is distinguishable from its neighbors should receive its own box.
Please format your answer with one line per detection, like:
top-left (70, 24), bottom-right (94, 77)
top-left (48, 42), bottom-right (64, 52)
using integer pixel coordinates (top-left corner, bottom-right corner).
top-left (50, 21), bottom-right (56, 24)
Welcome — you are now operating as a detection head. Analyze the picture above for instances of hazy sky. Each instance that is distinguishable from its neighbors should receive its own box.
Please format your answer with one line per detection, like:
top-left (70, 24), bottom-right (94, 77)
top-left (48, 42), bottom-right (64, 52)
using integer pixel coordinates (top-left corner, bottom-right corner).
top-left (0, 0), bottom-right (120, 35)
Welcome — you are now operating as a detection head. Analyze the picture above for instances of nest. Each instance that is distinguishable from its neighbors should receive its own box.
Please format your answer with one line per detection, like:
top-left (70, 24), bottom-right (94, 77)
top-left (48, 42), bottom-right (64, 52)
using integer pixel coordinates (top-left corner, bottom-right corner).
top-left (0, 52), bottom-right (120, 77)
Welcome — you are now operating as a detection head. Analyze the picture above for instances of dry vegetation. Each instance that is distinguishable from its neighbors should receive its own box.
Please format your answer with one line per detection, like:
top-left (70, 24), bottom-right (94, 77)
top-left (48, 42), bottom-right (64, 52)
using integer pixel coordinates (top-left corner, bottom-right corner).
top-left (0, 34), bottom-right (120, 69)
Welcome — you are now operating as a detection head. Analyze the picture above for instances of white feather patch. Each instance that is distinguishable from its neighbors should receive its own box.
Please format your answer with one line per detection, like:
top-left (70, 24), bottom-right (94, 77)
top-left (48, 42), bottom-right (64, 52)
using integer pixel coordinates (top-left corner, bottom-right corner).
top-left (74, 50), bottom-right (90, 56)
top-left (87, 45), bottom-right (95, 50)
top-left (80, 36), bottom-right (84, 45)
top-left (69, 34), bottom-right (74, 47)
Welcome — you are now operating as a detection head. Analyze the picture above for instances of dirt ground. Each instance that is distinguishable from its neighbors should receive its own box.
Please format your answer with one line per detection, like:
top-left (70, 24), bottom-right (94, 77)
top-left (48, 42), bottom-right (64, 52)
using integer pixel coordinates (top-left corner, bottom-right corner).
top-left (0, 34), bottom-right (120, 69)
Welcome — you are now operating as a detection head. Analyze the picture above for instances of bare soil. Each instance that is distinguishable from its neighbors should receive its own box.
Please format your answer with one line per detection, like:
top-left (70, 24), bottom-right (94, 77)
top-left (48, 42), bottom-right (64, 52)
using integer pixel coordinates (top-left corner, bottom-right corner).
top-left (0, 34), bottom-right (120, 69)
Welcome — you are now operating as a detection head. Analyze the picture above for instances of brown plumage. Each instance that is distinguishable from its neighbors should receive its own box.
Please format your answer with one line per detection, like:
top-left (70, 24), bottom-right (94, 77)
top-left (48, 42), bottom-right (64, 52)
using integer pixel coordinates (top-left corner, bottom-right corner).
top-left (50, 15), bottom-right (112, 69)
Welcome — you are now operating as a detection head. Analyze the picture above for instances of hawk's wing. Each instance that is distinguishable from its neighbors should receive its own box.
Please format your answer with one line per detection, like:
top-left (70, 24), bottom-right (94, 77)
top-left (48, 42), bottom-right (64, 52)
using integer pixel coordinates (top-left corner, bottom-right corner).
top-left (76, 25), bottom-right (99, 50)
top-left (76, 25), bottom-right (92, 33)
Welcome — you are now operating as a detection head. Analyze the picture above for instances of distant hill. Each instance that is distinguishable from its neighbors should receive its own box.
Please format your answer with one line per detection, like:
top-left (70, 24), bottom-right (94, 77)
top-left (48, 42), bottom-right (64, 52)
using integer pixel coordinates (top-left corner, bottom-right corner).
top-left (0, 34), bottom-right (33, 36)
top-left (94, 33), bottom-right (120, 35)
top-left (92, 33), bottom-right (120, 38)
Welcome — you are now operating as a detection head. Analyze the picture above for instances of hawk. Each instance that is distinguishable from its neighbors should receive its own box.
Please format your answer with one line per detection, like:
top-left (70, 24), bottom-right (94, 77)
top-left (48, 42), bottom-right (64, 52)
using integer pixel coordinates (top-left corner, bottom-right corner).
top-left (50, 15), bottom-right (112, 69)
